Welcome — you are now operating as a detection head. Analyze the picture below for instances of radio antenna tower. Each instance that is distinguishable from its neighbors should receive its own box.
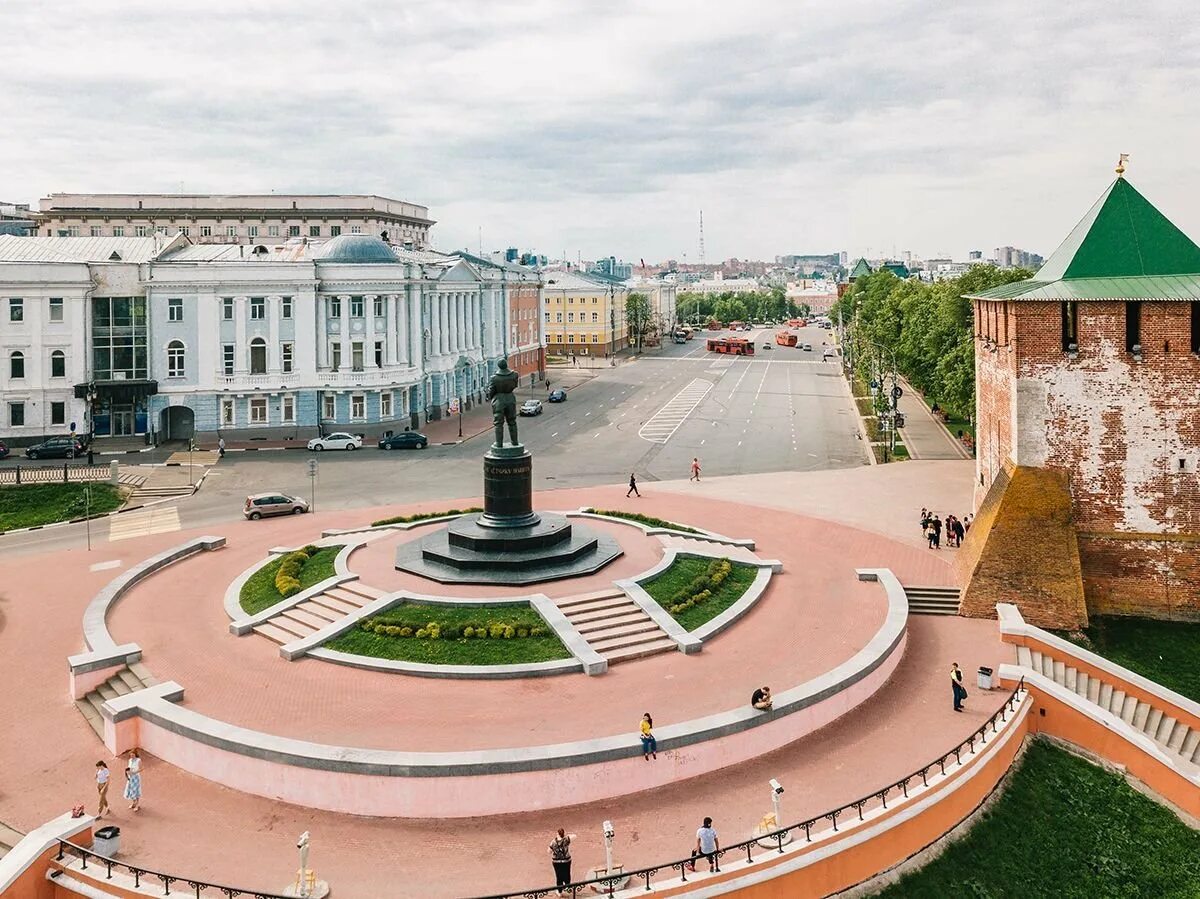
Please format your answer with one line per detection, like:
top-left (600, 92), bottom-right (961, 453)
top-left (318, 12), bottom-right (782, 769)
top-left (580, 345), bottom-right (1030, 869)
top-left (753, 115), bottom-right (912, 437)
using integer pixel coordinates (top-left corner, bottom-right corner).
top-left (698, 210), bottom-right (706, 267)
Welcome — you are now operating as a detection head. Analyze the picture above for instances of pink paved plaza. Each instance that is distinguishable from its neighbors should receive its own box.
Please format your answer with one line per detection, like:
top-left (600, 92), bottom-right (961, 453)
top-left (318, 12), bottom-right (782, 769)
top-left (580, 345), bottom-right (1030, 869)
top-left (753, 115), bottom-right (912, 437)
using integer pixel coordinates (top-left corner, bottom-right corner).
top-left (0, 463), bottom-right (1009, 898)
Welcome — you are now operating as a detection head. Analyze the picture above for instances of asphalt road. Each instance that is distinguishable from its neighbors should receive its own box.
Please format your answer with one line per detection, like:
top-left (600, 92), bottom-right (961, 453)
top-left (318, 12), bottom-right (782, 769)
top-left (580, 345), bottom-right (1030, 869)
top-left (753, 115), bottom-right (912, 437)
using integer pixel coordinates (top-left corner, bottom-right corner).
top-left (0, 325), bottom-right (865, 555)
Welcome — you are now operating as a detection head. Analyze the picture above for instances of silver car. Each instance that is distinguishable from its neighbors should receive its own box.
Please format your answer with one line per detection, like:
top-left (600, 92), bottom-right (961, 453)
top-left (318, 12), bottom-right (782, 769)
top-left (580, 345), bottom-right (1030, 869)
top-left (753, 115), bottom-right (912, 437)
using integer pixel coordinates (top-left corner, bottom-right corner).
top-left (244, 493), bottom-right (310, 520)
top-left (519, 399), bottom-right (543, 416)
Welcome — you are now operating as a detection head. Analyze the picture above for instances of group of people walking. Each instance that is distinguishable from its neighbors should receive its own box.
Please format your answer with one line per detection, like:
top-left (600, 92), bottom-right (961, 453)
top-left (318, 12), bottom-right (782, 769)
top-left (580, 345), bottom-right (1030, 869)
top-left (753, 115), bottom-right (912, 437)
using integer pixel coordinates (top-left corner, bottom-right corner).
top-left (94, 749), bottom-right (141, 819)
top-left (919, 508), bottom-right (971, 549)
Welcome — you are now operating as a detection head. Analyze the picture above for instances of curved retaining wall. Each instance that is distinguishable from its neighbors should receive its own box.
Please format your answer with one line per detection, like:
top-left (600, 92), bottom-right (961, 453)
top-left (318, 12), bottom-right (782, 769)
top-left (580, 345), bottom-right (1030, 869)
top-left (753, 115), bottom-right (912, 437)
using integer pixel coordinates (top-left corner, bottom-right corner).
top-left (99, 567), bottom-right (908, 818)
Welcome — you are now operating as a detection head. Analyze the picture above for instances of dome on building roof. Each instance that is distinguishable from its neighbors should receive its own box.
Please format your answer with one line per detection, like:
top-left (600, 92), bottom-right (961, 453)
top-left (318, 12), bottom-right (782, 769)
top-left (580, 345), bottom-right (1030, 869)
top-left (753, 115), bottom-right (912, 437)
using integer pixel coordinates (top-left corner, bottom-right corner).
top-left (313, 234), bottom-right (398, 264)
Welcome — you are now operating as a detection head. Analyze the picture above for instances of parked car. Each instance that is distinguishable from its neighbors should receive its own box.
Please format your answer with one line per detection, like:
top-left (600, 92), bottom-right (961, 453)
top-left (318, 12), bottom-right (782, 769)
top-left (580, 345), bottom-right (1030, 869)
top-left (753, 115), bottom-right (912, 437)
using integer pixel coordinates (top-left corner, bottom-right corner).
top-left (0, 441), bottom-right (8, 459)
top-left (243, 493), bottom-right (310, 520)
top-left (307, 432), bottom-right (362, 452)
top-left (378, 431), bottom-right (428, 450)
top-left (519, 399), bottom-right (543, 416)
top-left (24, 436), bottom-right (86, 459)
top-left (548, 389), bottom-right (567, 403)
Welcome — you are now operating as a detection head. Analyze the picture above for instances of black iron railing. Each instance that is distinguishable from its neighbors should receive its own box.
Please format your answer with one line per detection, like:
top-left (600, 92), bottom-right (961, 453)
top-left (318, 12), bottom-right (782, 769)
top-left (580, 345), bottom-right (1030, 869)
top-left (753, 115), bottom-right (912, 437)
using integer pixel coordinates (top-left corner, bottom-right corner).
top-left (471, 678), bottom-right (1026, 899)
top-left (51, 678), bottom-right (1025, 899)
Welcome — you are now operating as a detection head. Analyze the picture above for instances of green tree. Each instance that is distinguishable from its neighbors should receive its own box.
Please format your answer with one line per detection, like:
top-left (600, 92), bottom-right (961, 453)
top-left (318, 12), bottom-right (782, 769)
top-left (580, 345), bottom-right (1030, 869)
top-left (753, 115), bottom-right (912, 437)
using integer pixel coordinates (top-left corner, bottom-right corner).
top-left (712, 297), bottom-right (749, 326)
top-left (625, 292), bottom-right (652, 352)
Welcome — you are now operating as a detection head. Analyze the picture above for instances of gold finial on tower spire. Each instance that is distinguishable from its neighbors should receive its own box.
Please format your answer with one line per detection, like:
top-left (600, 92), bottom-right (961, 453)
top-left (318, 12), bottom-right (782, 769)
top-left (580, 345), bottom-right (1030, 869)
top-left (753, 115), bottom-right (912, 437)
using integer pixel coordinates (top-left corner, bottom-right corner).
top-left (1115, 153), bottom-right (1129, 176)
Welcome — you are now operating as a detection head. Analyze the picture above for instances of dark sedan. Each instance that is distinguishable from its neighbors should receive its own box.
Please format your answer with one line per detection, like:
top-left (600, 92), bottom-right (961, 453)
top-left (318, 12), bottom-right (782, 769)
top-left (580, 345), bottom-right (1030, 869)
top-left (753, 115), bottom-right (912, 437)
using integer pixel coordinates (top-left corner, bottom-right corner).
top-left (25, 436), bottom-right (86, 459)
top-left (378, 431), bottom-right (429, 450)
top-left (548, 389), bottom-right (567, 403)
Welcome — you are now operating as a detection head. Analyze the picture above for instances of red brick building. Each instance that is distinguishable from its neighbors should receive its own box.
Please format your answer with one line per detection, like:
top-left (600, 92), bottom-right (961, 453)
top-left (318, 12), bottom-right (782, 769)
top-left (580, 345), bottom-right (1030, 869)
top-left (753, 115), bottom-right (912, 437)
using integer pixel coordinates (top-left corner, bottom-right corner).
top-left (506, 273), bottom-right (544, 381)
top-left (963, 172), bottom-right (1200, 624)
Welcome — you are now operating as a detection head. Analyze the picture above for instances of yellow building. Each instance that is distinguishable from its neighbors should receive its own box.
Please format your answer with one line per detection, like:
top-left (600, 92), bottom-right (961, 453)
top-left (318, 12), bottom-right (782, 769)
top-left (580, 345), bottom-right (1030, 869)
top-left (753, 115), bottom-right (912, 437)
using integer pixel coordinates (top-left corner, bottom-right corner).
top-left (541, 271), bottom-right (629, 357)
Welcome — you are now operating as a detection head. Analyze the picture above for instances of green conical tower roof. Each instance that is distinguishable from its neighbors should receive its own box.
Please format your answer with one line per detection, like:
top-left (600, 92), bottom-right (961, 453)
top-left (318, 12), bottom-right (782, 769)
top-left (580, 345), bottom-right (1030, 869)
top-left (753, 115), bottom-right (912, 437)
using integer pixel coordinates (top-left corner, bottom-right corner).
top-left (1035, 177), bottom-right (1200, 281)
top-left (849, 257), bottom-right (872, 279)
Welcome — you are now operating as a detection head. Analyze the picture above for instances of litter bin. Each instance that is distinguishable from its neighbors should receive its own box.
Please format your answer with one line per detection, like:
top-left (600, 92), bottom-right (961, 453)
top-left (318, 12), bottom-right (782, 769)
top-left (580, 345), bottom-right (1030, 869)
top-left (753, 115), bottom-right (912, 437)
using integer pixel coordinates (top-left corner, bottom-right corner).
top-left (977, 666), bottom-right (994, 690)
top-left (93, 825), bottom-right (120, 857)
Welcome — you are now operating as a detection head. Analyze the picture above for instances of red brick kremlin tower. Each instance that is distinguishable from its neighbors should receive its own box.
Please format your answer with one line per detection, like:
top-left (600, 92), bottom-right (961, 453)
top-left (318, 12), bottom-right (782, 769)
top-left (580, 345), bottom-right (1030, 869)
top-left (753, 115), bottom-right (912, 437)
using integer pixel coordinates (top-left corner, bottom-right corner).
top-left (957, 160), bottom-right (1200, 629)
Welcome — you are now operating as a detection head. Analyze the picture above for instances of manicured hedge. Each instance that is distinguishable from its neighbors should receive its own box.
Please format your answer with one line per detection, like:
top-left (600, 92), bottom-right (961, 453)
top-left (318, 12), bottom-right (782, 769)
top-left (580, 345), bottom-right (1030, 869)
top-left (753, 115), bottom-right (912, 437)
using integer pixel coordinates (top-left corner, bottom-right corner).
top-left (643, 556), bottom-right (758, 631)
top-left (275, 544), bottom-right (321, 597)
top-left (239, 545), bottom-right (341, 615)
top-left (583, 508), bottom-right (701, 534)
top-left (371, 507), bottom-right (482, 527)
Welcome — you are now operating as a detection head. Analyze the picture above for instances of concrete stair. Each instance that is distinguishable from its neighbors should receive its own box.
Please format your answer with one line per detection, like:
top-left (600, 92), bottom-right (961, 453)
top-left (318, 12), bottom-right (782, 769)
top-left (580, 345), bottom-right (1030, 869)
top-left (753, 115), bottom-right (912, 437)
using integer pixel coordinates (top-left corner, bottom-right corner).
top-left (1016, 645), bottom-right (1200, 768)
top-left (251, 580), bottom-right (386, 646)
top-left (903, 585), bottom-right (961, 616)
top-left (558, 589), bottom-right (676, 665)
top-left (0, 821), bottom-right (24, 860)
top-left (73, 664), bottom-right (157, 740)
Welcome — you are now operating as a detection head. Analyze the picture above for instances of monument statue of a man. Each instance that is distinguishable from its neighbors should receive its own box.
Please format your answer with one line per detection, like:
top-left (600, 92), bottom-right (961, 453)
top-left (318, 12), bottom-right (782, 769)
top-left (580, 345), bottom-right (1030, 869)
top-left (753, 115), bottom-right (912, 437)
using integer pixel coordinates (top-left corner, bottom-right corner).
top-left (486, 360), bottom-right (520, 448)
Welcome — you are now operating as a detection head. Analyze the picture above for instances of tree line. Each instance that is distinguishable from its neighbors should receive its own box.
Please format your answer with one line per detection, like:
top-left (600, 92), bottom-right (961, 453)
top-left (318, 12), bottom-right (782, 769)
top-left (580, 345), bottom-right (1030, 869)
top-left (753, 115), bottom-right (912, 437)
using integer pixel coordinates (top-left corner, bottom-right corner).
top-left (677, 288), bottom-right (812, 326)
top-left (830, 264), bottom-right (1031, 421)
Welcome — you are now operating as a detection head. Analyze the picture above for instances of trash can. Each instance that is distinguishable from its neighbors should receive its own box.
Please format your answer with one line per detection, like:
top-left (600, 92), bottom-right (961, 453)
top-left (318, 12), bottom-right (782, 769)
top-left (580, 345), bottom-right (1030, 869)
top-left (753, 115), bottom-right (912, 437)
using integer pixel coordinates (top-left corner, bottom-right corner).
top-left (977, 666), bottom-right (994, 690)
top-left (93, 825), bottom-right (120, 857)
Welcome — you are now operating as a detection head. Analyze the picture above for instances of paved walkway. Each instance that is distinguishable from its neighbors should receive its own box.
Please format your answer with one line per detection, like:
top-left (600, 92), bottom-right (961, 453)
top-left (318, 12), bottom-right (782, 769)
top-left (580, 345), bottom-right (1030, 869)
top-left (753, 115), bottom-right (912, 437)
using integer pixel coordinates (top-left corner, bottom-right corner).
top-left (895, 378), bottom-right (972, 461)
top-left (0, 465), bottom-right (1010, 898)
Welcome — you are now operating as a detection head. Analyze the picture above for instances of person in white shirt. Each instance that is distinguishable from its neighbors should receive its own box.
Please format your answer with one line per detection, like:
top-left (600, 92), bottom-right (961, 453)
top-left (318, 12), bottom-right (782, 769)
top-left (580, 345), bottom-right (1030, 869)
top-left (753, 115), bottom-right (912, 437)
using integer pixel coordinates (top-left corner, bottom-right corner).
top-left (694, 817), bottom-right (719, 873)
top-left (95, 761), bottom-right (110, 818)
top-left (123, 749), bottom-right (142, 811)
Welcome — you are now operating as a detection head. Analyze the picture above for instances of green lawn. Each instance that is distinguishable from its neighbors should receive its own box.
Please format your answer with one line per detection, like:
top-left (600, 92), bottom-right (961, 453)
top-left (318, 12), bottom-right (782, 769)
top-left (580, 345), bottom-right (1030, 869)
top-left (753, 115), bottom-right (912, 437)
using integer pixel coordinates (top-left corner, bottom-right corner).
top-left (325, 603), bottom-right (571, 665)
top-left (0, 483), bottom-right (124, 531)
top-left (1059, 616), bottom-right (1200, 703)
top-left (239, 546), bottom-right (341, 615)
top-left (584, 508), bottom-right (701, 534)
top-left (876, 740), bottom-right (1200, 897)
top-left (642, 557), bottom-right (758, 631)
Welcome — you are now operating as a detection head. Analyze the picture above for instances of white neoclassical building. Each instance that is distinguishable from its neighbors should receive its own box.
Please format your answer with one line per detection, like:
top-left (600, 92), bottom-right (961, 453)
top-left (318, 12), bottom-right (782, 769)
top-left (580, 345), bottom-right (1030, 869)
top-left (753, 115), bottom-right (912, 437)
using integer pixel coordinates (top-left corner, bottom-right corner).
top-left (0, 233), bottom-right (521, 443)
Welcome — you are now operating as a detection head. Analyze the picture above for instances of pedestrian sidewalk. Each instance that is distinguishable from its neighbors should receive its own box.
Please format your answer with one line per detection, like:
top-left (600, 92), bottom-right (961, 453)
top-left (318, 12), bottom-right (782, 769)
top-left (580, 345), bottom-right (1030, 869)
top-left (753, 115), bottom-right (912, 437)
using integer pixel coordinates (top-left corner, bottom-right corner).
top-left (896, 379), bottom-right (972, 461)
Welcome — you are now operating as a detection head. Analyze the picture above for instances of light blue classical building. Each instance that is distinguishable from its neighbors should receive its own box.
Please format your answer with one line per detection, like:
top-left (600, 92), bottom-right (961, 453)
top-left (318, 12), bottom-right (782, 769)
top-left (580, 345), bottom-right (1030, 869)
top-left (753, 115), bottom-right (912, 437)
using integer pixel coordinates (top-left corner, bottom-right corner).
top-left (0, 233), bottom-right (534, 444)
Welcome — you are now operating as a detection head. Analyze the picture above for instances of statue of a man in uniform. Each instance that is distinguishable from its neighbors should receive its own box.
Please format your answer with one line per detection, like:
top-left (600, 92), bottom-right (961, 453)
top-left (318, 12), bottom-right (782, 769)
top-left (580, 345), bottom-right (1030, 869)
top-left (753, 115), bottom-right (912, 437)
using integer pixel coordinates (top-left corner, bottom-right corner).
top-left (486, 360), bottom-right (520, 448)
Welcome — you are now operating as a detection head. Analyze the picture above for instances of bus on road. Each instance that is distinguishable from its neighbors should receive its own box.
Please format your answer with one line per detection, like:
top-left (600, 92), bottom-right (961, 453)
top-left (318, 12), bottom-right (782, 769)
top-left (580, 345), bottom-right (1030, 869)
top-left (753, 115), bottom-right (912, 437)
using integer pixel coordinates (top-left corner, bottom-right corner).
top-left (706, 336), bottom-right (756, 356)
top-left (775, 329), bottom-right (798, 347)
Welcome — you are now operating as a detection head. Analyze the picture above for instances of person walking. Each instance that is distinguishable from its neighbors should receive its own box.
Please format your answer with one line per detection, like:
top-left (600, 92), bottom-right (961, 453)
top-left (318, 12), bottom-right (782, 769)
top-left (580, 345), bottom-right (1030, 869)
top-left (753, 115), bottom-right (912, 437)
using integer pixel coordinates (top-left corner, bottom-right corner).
top-left (123, 748), bottom-right (142, 811)
top-left (694, 817), bottom-right (720, 873)
top-left (548, 828), bottom-right (573, 894)
top-left (925, 519), bottom-right (937, 550)
top-left (950, 662), bottom-right (967, 712)
top-left (952, 516), bottom-right (965, 547)
top-left (217, 436), bottom-right (226, 458)
top-left (690, 457), bottom-right (701, 481)
top-left (932, 515), bottom-right (942, 549)
top-left (640, 712), bottom-right (657, 760)
top-left (95, 761), bottom-right (110, 819)
top-left (627, 472), bottom-right (641, 498)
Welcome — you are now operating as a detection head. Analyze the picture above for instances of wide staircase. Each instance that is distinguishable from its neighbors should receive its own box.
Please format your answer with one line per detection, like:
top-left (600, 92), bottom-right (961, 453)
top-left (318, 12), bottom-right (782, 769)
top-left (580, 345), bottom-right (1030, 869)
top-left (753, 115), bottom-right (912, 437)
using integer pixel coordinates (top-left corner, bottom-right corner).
top-left (74, 661), bottom-right (159, 739)
top-left (0, 820), bottom-right (23, 860)
top-left (252, 581), bottom-right (387, 645)
top-left (1017, 645), bottom-right (1200, 768)
top-left (557, 588), bottom-right (676, 664)
top-left (903, 584), bottom-right (961, 615)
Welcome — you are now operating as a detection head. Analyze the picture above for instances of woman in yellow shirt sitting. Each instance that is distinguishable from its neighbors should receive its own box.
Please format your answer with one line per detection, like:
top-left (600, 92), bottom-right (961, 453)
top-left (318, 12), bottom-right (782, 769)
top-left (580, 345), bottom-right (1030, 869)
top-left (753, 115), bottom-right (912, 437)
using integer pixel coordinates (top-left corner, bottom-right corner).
top-left (640, 712), bottom-right (658, 760)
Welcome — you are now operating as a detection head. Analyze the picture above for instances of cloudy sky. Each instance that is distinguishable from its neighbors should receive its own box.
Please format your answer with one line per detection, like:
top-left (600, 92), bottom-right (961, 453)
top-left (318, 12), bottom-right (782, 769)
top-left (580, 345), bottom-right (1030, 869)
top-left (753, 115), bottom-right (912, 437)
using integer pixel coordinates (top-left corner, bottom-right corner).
top-left (2, 1), bottom-right (1197, 263)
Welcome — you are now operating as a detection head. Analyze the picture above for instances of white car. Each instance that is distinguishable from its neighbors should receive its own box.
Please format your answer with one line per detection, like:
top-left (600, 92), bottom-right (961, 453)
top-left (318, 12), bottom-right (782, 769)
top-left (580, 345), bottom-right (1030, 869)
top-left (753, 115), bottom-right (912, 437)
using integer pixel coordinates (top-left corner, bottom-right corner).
top-left (307, 432), bottom-right (362, 451)
top-left (519, 399), bottom-right (544, 416)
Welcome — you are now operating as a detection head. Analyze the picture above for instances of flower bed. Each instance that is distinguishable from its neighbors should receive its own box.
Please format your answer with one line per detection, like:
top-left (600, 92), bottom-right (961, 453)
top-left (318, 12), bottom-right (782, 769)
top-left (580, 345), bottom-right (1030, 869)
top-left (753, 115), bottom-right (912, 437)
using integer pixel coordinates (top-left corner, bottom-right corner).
top-left (239, 545), bottom-right (342, 615)
top-left (371, 507), bottom-right (482, 528)
top-left (325, 602), bottom-right (571, 665)
top-left (642, 556), bottom-right (758, 631)
top-left (583, 508), bottom-right (701, 534)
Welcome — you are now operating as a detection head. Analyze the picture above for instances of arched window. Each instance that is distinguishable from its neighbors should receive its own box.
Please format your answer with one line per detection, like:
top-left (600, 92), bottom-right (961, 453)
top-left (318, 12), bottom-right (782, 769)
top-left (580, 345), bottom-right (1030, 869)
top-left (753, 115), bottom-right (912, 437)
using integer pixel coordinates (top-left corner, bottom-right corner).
top-left (50, 350), bottom-right (66, 378)
top-left (166, 340), bottom-right (185, 378)
top-left (9, 351), bottom-right (24, 379)
top-left (249, 337), bottom-right (267, 375)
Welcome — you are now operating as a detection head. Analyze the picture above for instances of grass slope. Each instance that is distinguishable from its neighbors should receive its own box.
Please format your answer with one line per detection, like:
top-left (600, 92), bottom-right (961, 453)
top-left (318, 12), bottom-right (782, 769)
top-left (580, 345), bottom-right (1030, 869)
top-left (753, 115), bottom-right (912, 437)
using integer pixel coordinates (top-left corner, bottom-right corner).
top-left (1061, 615), bottom-right (1200, 703)
top-left (326, 603), bottom-right (570, 665)
top-left (642, 557), bottom-right (757, 631)
top-left (0, 483), bottom-right (124, 531)
top-left (239, 546), bottom-right (341, 615)
top-left (876, 740), bottom-right (1200, 898)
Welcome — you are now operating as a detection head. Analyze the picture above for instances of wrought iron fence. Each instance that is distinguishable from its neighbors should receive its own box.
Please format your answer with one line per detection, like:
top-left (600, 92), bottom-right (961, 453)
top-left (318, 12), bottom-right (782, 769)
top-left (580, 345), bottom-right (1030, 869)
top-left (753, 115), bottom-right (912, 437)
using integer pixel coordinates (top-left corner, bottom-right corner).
top-left (472, 678), bottom-right (1026, 899)
top-left (53, 679), bottom-right (1026, 899)
top-left (0, 464), bottom-right (111, 486)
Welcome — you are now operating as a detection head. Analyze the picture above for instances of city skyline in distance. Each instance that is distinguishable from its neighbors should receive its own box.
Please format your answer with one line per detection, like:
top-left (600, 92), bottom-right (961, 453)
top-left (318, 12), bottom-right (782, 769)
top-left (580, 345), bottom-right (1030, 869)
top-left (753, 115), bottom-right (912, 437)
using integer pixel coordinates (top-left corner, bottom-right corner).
top-left (1, 1), bottom-right (1196, 263)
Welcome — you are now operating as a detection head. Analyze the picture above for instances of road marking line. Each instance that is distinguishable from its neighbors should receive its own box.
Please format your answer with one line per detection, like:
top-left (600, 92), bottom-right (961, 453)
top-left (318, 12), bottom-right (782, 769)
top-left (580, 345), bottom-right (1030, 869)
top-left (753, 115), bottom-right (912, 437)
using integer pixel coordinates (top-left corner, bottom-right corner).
top-left (89, 559), bottom-right (122, 572)
top-left (569, 421), bottom-right (576, 426)
top-left (637, 378), bottom-right (713, 445)
top-left (551, 432), bottom-right (559, 438)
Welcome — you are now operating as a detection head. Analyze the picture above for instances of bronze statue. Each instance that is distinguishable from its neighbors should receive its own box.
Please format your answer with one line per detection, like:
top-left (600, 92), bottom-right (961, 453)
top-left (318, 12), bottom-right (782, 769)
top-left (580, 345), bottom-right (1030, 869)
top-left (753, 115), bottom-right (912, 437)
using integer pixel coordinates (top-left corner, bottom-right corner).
top-left (486, 360), bottom-right (520, 447)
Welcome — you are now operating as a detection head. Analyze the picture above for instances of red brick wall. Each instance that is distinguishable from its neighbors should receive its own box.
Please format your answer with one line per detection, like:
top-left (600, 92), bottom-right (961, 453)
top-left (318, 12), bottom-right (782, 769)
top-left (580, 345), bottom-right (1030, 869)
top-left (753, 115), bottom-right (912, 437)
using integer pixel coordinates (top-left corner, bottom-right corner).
top-left (507, 283), bottom-right (544, 380)
top-left (974, 299), bottom-right (1200, 619)
top-left (973, 300), bottom-right (1016, 507)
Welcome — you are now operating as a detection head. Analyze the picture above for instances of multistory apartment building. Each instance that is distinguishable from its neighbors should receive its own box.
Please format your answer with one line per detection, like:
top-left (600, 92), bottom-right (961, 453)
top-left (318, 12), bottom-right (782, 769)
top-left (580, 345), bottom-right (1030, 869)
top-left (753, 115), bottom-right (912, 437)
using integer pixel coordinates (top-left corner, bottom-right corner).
top-left (36, 194), bottom-right (433, 249)
top-left (0, 234), bottom-right (515, 443)
top-left (626, 280), bottom-right (678, 333)
top-left (541, 271), bottom-right (629, 357)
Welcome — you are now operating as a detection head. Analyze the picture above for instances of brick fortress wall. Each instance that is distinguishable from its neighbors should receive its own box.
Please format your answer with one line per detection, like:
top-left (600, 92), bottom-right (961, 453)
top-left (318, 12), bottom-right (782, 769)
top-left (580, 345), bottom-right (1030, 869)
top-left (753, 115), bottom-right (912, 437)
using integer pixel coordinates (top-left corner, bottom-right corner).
top-left (974, 299), bottom-right (1200, 621)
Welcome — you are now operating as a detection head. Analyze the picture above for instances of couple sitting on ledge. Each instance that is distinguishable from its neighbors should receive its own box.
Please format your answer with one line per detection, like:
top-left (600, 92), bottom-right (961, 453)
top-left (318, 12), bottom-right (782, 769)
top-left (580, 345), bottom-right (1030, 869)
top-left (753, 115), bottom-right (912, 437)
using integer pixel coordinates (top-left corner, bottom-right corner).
top-left (751, 685), bottom-right (772, 711)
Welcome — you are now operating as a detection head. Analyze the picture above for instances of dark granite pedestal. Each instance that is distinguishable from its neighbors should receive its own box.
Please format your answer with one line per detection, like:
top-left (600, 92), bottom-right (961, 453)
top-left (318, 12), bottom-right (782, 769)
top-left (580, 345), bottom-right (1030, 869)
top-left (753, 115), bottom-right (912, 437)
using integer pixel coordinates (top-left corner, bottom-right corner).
top-left (395, 444), bottom-right (622, 585)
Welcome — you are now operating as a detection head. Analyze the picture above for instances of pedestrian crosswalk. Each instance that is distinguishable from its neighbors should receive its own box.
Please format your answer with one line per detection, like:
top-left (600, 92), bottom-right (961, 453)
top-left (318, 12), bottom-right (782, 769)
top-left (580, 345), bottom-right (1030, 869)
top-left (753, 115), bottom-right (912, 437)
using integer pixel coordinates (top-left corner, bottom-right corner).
top-left (108, 506), bottom-right (182, 542)
top-left (637, 378), bottom-right (713, 444)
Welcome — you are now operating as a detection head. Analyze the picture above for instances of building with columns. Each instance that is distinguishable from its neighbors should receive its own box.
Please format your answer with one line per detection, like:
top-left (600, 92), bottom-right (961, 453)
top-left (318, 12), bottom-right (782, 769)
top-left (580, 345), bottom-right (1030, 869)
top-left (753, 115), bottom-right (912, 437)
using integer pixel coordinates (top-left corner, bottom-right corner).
top-left (452, 252), bottom-right (545, 383)
top-left (0, 233), bottom-right (512, 443)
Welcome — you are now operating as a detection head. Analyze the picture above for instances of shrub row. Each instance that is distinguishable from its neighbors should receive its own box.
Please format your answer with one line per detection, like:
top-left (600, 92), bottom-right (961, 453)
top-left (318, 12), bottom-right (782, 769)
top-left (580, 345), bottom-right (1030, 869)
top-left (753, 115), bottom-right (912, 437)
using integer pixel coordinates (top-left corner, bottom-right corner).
top-left (274, 544), bottom-right (321, 597)
top-left (371, 507), bottom-right (483, 527)
top-left (360, 617), bottom-right (548, 641)
top-left (667, 558), bottom-right (734, 614)
top-left (584, 508), bottom-right (701, 534)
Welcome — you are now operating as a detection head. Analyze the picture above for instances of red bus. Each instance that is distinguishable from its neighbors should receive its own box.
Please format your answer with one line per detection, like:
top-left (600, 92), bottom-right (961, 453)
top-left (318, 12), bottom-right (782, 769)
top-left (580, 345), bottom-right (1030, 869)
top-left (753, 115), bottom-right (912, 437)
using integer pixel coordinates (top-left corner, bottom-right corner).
top-left (706, 337), bottom-right (756, 356)
top-left (787, 318), bottom-right (806, 328)
top-left (775, 329), bottom-right (798, 347)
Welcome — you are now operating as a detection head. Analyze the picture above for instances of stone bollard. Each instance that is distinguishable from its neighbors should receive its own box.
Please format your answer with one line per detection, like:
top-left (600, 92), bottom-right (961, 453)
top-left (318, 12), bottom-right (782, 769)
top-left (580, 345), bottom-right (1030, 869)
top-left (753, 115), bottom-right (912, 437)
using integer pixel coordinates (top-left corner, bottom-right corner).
top-left (110, 460), bottom-right (119, 485)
